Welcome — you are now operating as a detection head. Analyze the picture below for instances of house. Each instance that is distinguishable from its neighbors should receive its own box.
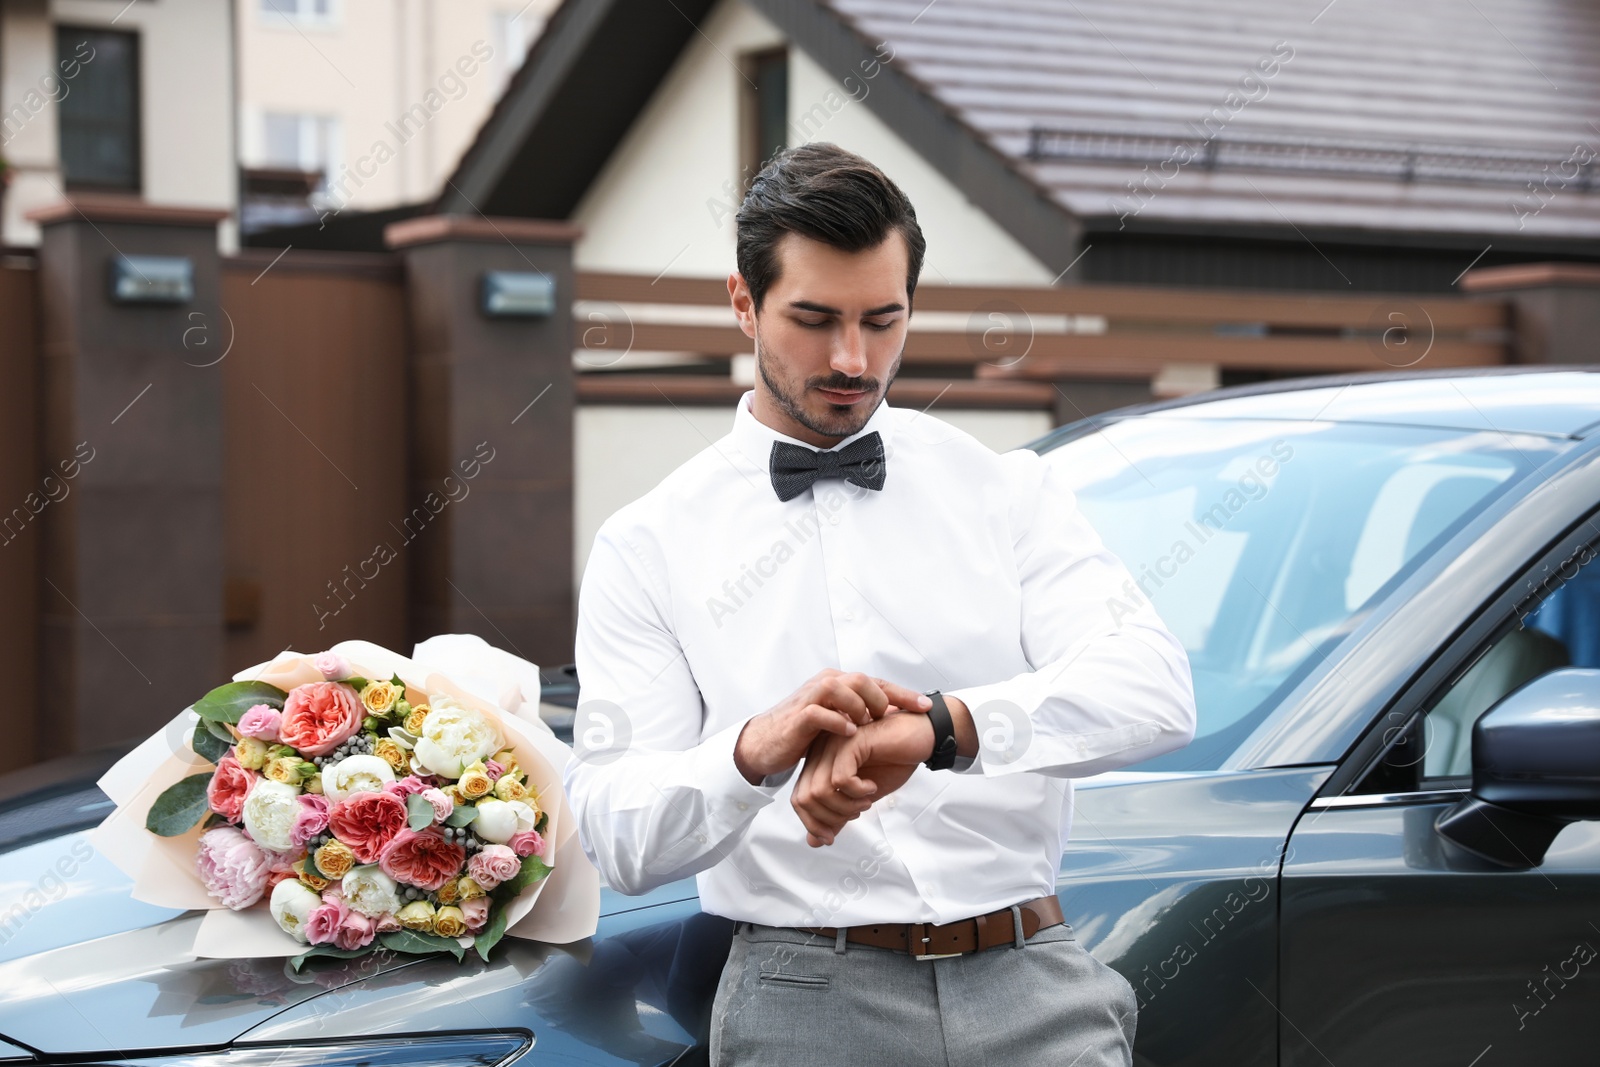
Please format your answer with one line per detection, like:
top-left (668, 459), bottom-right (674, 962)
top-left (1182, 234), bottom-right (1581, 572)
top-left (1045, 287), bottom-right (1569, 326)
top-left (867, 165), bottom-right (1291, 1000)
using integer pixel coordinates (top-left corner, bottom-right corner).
top-left (261, 0), bottom-right (1600, 292)
top-left (236, 0), bottom-right (559, 236)
top-left (0, 0), bottom-right (235, 249)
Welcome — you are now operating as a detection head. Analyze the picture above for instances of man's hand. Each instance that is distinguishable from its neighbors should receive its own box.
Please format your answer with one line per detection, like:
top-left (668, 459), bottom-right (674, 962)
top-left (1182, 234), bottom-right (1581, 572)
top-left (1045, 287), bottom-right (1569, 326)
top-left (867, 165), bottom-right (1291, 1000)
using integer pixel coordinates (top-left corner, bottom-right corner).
top-left (792, 694), bottom-right (976, 846)
top-left (733, 670), bottom-right (932, 786)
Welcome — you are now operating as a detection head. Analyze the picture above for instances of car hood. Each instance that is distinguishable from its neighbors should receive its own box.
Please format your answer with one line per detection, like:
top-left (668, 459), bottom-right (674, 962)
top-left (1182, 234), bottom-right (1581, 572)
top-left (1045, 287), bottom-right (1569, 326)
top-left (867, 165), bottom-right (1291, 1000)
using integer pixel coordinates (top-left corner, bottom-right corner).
top-left (0, 829), bottom-right (697, 1055)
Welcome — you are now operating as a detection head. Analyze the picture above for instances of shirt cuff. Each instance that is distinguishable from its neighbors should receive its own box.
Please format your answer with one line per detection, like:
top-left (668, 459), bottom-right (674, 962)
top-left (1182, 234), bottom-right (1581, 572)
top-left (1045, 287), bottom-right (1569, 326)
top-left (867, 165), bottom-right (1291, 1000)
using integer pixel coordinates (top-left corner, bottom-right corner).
top-left (692, 714), bottom-right (794, 811)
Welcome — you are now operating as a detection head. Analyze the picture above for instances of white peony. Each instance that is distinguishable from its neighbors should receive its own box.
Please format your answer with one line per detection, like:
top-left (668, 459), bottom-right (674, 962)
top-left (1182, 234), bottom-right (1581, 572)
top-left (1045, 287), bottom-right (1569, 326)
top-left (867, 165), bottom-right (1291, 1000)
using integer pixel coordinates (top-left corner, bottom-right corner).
top-left (321, 754), bottom-right (395, 803)
top-left (473, 798), bottom-right (539, 844)
top-left (412, 699), bottom-right (502, 778)
top-left (269, 879), bottom-right (321, 943)
top-left (241, 779), bottom-right (300, 852)
top-left (341, 864), bottom-right (403, 918)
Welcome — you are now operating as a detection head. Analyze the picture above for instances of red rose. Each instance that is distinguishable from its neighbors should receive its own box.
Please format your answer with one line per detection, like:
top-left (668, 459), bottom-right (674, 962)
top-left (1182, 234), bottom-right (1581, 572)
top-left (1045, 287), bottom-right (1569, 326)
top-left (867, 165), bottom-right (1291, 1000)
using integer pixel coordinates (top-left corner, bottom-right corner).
top-left (378, 829), bottom-right (467, 892)
top-left (206, 754), bottom-right (256, 823)
top-left (278, 682), bottom-right (363, 757)
top-left (327, 790), bottom-right (407, 864)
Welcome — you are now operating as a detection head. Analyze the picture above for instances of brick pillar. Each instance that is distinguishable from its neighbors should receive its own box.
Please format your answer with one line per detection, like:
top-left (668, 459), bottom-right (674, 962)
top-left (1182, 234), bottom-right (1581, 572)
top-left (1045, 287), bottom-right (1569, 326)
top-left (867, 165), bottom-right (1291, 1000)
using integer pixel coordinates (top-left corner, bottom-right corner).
top-left (1460, 263), bottom-right (1600, 365)
top-left (384, 215), bottom-right (580, 668)
top-left (28, 194), bottom-right (229, 757)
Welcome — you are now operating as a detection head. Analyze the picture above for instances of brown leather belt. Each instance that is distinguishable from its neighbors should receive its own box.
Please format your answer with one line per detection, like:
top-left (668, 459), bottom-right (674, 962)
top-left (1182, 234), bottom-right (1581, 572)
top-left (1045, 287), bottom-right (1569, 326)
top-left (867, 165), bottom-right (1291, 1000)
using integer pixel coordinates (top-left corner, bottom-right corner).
top-left (798, 895), bottom-right (1065, 959)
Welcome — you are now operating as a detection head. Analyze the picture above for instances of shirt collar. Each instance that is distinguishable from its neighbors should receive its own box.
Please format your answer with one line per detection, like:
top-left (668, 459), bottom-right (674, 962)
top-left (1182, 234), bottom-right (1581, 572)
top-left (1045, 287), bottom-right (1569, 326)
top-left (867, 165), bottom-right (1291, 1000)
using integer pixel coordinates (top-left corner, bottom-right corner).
top-left (728, 387), bottom-right (899, 477)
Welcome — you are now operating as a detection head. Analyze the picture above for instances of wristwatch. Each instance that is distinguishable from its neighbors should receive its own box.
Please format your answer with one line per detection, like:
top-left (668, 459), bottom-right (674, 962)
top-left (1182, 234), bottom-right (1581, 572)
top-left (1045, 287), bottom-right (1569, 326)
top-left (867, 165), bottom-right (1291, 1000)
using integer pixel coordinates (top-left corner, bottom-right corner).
top-left (922, 689), bottom-right (959, 771)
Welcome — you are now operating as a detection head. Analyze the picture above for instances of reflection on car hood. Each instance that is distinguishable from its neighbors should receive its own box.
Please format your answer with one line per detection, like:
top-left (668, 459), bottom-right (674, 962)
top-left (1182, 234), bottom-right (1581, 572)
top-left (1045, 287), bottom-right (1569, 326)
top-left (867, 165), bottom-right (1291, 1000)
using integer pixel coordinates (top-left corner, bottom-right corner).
top-left (0, 828), bottom-right (697, 1054)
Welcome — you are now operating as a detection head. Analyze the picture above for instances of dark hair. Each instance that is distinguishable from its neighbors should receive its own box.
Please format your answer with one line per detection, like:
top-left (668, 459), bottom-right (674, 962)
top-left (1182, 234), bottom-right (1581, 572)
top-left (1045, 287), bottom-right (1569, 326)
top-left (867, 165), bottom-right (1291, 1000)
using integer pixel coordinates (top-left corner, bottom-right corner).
top-left (735, 142), bottom-right (926, 314)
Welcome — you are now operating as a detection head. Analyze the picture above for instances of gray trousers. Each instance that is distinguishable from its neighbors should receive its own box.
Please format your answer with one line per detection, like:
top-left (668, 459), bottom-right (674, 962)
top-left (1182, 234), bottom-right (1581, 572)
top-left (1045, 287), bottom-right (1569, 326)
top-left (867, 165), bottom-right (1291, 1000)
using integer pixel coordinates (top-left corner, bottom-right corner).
top-left (709, 916), bottom-right (1139, 1066)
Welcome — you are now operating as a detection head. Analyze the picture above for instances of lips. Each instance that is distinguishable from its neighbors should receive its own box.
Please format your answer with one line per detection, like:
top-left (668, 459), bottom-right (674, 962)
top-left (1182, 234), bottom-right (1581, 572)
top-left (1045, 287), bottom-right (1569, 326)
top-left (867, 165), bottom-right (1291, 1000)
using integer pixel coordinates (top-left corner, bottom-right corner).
top-left (818, 387), bottom-right (869, 403)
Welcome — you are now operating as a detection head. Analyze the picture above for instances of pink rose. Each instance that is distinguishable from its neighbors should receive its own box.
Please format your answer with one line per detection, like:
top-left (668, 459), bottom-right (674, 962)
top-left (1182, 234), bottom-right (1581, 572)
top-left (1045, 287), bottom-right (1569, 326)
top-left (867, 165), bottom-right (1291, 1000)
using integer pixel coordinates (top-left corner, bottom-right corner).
top-left (305, 893), bottom-right (349, 946)
top-left (383, 775), bottom-right (430, 798)
top-left (265, 850), bottom-right (299, 891)
top-left (484, 759), bottom-right (505, 780)
top-left (236, 704), bottom-right (282, 741)
top-left (335, 908), bottom-right (377, 950)
top-left (508, 830), bottom-right (544, 859)
top-left (278, 681), bottom-right (364, 757)
top-left (378, 829), bottom-right (466, 892)
top-left (327, 791), bottom-right (407, 864)
top-left (313, 651), bottom-right (351, 680)
top-left (290, 793), bottom-right (331, 849)
top-left (420, 787), bottom-right (453, 823)
top-left (376, 912), bottom-right (401, 933)
top-left (460, 897), bottom-right (490, 931)
top-left (467, 844), bottom-right (521, 891)
top-left (195, 826), bottom-right (271, 910)
top-left (206, 754), bottom-right (256, 823)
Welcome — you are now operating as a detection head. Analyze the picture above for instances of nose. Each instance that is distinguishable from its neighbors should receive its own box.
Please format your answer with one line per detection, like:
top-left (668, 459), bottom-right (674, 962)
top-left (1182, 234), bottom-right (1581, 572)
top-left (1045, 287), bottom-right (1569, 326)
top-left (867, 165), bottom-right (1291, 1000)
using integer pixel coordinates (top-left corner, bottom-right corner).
top-left (830, 322), bottom-right (868, 381)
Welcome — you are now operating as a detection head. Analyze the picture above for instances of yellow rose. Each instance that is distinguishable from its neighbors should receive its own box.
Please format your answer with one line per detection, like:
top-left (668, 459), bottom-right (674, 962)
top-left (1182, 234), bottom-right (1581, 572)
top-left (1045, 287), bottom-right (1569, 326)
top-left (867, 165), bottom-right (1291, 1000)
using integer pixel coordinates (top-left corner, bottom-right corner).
top-left (396, 900), bottom-right (436, 931)
top-left (233, 737), bottom-right (268, 770)
top-left (293, 860), bottom-right (328, 892)
top-left (314, 839), bottom-right (355, 880)
top-left (434, 878), bottom-right (461, 906)
top-left (432, 906), bottom-right (467, 938)
top-left (361, 680), bottom-right (398, 714)
top-left (403, 704), bottom-right (431, 734)
top-left (492, 776), bottom-right (528, 802)
top-left (456, 875), bottom-right (486, 901)
top-left (459, 763), bottom-right (493, 800)
top-left (374, 738), bottom-right (409, 773)
top-left (441, 784), bottom-right (466, 806)
top-left (492, 748), bottom-right (517, 769)
top-left (303, 772), bottom-right (324, 795)
top-left (264, 757), bottom-right (313, 786)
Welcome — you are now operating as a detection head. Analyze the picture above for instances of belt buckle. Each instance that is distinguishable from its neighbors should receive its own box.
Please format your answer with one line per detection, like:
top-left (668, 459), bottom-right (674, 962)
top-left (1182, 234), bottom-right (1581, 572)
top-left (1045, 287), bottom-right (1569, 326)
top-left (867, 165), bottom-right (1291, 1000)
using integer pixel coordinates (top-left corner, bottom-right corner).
top-left (909, 922), bottom-right (962, 961)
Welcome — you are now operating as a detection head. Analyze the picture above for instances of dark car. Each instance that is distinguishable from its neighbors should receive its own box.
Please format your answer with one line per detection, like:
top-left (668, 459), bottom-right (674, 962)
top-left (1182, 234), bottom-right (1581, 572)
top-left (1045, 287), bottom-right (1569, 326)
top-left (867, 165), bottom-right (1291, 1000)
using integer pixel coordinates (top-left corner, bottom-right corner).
top-left (2, 365), bottom-right (1599, 1066)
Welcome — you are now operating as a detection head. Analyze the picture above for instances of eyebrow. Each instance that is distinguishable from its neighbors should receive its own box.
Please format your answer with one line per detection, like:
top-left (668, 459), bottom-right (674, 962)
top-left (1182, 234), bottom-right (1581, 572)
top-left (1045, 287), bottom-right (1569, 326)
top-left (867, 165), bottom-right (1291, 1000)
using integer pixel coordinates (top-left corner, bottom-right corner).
top-left (788, 300), bottom-right (906, 317)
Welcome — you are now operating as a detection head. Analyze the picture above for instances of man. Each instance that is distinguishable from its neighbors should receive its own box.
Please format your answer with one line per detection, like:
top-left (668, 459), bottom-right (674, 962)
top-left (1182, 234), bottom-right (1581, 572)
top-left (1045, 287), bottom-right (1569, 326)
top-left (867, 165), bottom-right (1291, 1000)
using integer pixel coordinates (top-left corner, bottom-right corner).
top-left (563, 142), bottom-right (1197, 1066)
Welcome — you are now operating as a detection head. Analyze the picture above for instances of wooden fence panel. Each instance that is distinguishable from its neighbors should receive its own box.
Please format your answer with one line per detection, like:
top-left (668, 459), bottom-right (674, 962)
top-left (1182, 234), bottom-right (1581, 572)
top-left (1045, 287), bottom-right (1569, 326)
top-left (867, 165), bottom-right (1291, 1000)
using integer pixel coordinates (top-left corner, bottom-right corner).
top-left (220, 251), bottom-right (410, 672)
top-left (0, 264), bottom-right (37, 774)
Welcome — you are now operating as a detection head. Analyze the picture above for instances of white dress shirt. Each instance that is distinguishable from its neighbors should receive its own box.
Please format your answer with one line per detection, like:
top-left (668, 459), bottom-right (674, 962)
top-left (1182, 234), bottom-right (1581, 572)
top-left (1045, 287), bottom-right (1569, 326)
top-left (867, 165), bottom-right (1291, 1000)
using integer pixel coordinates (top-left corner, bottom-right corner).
top-left (563, 388), bottom-right (1197, 927)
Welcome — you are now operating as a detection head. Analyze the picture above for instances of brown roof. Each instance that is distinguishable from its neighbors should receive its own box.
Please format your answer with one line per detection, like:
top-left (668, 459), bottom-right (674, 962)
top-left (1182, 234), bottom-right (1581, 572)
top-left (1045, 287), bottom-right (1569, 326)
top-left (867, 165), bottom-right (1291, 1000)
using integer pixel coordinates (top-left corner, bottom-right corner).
top-left (825, 0), bottom-right (1600, 239)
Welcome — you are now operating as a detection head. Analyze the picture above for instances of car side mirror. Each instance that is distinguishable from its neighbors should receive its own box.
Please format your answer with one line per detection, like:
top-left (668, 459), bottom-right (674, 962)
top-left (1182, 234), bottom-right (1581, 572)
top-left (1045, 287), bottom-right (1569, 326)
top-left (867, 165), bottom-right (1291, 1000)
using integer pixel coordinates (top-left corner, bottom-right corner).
top-left (1434, 667), bottom-right (1600, 868)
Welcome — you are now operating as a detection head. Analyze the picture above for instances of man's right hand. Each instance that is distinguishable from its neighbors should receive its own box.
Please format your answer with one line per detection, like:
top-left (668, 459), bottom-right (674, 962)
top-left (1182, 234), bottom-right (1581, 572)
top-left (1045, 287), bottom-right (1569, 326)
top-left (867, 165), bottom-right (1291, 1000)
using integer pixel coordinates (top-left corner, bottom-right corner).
top-left (733, 669), bottom-right (932, 786)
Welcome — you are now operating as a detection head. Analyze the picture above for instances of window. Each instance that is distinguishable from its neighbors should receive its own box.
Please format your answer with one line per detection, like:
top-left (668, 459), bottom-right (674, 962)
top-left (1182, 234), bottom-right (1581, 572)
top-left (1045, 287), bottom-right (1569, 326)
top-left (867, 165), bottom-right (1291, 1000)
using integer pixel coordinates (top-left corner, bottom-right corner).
top-left (1417, 533), bottom-right (1600, 780)
top-left (491, 9), bottom-right (544, 97)
top-left (260, 0), bottom-right (338, 25)
top-left (260, 112), bottom-right (341, 199)
top-left (740, 48), bottom-right (787, 194)
top-left (56, 27), bottom-right (139, 191)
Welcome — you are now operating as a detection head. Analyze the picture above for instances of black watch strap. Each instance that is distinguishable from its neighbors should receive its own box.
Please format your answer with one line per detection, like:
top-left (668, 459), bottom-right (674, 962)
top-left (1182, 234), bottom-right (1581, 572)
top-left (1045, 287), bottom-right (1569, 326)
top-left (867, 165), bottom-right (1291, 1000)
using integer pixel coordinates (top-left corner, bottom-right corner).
top-left (923, 689), bottom-right (958, 771)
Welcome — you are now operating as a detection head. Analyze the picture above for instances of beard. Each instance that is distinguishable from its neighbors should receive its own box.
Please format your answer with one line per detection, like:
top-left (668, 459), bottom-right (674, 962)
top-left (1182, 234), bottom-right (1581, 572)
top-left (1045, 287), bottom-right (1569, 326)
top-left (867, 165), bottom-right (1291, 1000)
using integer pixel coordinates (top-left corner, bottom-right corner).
top-left (752, 319), bottom-right (904, 441)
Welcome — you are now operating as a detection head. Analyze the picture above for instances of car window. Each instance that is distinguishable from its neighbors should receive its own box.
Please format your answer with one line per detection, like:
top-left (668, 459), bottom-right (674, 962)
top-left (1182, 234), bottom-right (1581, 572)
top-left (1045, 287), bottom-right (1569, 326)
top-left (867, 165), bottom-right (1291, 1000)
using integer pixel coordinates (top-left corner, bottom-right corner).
top-left (1041, 416), bottom-right (1566, 771)
top-left (1418, 532), bottom-right (1600, 780)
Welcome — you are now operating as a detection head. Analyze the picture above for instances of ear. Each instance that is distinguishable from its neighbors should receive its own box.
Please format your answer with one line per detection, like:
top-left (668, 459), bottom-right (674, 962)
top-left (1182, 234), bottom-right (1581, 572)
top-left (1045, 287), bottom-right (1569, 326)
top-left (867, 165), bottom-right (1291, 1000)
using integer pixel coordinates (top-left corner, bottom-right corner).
top-left (728, 272), bottom-right (758, 341)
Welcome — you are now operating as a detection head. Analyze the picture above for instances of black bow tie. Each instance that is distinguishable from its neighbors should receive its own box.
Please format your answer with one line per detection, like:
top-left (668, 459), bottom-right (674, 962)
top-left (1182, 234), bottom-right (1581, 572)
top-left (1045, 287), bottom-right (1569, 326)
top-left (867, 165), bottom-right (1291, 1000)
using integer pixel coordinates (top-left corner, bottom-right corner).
top-left (769, 431), bottom-right (887, 502)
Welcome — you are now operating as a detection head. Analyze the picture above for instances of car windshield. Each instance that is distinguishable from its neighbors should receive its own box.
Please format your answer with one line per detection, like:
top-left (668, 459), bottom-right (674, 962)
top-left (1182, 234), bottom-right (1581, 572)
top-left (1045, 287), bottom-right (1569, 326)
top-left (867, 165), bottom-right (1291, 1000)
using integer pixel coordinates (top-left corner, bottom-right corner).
top-left (1039, 414), bottom-right (1568, 771)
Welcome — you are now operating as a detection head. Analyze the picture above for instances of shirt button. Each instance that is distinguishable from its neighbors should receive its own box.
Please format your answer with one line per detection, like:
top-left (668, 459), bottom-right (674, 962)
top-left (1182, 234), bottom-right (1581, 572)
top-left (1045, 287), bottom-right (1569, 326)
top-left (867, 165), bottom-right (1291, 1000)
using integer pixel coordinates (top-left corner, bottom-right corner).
top-left (737, 801), bottom-right (749, 811)
top-left (696, 833), bottom-right (708, 844)
top-left (886, 797), bottom-right (897, 809)
top-left (842, 609), bottom-right (855, 621)
top-left (827, 514), bottom-right (840, 526)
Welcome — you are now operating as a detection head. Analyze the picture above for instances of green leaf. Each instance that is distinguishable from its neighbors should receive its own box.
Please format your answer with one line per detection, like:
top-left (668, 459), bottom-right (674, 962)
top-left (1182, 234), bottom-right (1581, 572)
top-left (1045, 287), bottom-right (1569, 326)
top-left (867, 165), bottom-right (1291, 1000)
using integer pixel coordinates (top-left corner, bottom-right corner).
top-left (390, 673), bottom-right (405, 689)
top-left (191, 719), bottom-right (231, 764)
top-left (203, 811), bottom-right (228, 829)
top-left (145, 772), bottom-right (215, 836)
top-left (444, 804), bottom-right (478, 828)
top-left (194, 680), bottom-right (287, 725)
top-left (405, 793), bottom-right (435, 831)
top-left (534, 810), bottom-right (548, 834)
top-left (473, 903), bottom-right (509, 962)
top-left (493, 855), bottom-right (551, 901)
top-left (343, 676), bottom-right (369, 690)
top-left (379, 929), bottom-right (464, 961)
top-left (289, 944), bottom-right (374, 972)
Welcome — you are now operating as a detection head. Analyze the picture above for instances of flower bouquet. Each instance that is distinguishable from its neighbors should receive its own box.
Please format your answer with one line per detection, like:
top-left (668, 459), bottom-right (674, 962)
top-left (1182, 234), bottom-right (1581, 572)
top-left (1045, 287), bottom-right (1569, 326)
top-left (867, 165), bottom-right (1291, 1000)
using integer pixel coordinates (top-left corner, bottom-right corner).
top-left (87, 637), bottom-right (599, 965)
